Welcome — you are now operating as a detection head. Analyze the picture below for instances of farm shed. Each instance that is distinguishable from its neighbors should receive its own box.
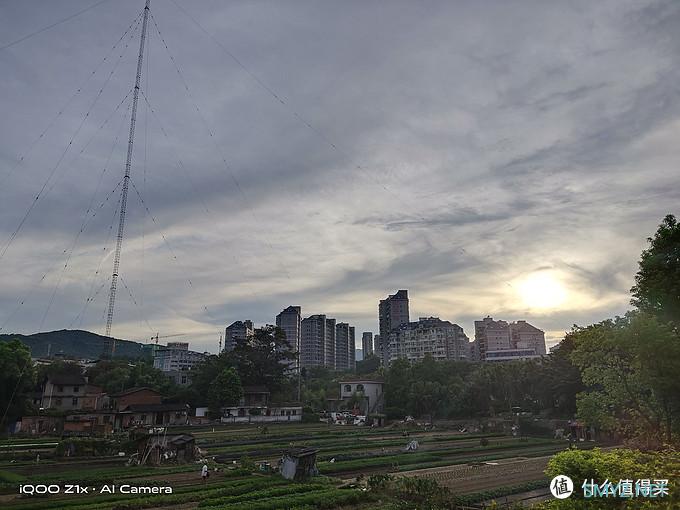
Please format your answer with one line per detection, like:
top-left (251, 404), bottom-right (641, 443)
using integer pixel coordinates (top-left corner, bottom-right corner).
top-left (280, 447), bottom-right (319, 481)
top-left (135, 433), bottom-right (196, 465)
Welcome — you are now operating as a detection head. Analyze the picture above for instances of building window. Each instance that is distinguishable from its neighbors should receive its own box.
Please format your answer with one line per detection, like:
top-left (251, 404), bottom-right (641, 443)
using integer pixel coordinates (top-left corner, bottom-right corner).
top-left (73, 386), bottom-right (80, 393)
top-left (356, 384), bottom-right (364, 392)
top-left (57, 386), bottom-right (64, 392)
top-left (103, 415), bottom-right (110, 423)
top-left (72, 398), bottom-right (78, 406)
top-left (292, 409), bottom-right (297, 415)
top-left (55, 398), bottom-right (62, 406)
top-left (140, 415), bottom-right (146, 422)
top-left (344, 385), bottom-right (352, 392)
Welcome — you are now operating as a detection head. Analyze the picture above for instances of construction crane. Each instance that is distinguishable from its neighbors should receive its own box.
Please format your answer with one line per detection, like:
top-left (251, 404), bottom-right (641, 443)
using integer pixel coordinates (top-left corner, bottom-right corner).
top-left (150, 333), bottom-right (185, 345)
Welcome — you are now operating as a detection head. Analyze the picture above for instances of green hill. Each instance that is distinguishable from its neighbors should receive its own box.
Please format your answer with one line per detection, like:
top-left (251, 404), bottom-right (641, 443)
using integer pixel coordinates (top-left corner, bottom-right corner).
top-left (0, 329), bottom-right (150, 359)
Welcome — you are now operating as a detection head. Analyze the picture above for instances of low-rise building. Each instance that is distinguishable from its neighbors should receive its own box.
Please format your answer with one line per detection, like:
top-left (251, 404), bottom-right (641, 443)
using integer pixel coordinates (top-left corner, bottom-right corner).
top-left (41, 374), bottom-right (105, 411)
top-left (338, 379), bottom-right (384, 415)
top-left (117, 403), bottom-right (189, 428)
top-left (220, 386), bottom-right (302, 423)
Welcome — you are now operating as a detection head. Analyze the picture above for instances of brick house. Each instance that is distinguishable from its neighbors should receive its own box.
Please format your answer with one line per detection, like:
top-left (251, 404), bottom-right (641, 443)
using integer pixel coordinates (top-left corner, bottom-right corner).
top-left (41, 374), bottom-right (105, 411)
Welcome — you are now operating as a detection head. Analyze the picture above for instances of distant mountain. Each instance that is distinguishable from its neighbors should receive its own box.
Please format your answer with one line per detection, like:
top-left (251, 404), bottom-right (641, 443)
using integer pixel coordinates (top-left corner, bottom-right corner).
top-left (0, 329), bottom-right (150, 359)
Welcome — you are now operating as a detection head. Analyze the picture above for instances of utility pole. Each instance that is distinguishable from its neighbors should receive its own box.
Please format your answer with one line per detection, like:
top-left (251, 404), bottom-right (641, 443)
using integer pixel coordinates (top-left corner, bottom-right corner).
top-left (104, 0), bottom-right (151, 358)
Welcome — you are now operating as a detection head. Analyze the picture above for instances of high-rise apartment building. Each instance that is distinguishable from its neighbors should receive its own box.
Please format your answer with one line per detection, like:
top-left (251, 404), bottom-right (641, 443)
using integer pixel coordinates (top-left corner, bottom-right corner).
top-left (361, 332), bottom-right (373, 357)
top-left (388, 317), bottom-right (469, 363)
top-left (276, 306), bottom-right (302, 371)
top-left (378, 290), bottom-right (410, 364)
top-left (325, 318), bottom-right (336, 368)
top-left (300, 315), bottom-right (326, 368)
top-left (473, 317), bottom-right (545, 361)
top-left (335, 322), bottom-right (351, 371)
top-left (349, 325), bottom-right (356, 370)
top-left (373, 334), bottom-right (381, 356)
top-left (224, 320), bottom-right (254, 351)
top-left (510, 320), bottom-right (547, 355)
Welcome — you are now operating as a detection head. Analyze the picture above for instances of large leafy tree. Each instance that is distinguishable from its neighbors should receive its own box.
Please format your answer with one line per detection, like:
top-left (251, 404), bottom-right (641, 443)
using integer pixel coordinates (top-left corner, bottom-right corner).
top-left (231, 325), bottom-right (294, 393)
top-left (86, 360), bottom-right (180, 397)
top-left (631, 214), bottom-right (680, 325)
top-left (207, 367), bottom-right (243, 418)
top-left (570, 313), bottom-right (680, 444)
top-left (0, 340), bottom-right (36, 432)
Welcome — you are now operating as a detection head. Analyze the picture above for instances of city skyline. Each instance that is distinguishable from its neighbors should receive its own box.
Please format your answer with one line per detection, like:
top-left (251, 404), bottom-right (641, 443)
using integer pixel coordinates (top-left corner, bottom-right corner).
top-left (2, 1), bottom-right (680, 353)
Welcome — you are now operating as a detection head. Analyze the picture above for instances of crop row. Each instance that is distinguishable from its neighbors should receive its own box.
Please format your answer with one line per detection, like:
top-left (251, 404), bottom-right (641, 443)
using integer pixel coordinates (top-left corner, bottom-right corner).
top-left (202, 487), bottom-right (364, 510)
top-left (198, 482), bottom-right (331, 507)
top-left (319, 443), bottom-right (570, 474)
top-left (451, 479), bottom-right (547, 505)
top-left (208, 432), bottom-right (508, 456)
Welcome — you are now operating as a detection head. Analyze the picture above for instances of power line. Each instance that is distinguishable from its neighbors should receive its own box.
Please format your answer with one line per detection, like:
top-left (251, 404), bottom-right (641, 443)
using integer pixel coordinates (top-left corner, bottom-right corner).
top-left (0, 17), bottom-right (141, 262)
top-left (168, 0), bottom-right (518, 294)
top-left (71, 195), bottom-right (122, 329)
top-left (0, 97), bottom-right (131, 334)
top-left (39, 177), bottom-right (124, 332)
top-left (0, 0), bottom-right (112, 51)
top-left (0, 9), bottom-right (143, 193)
top-left (147, 13), bottom-right (291, 280)
top-left (128, 176), bottom-right (213, 319)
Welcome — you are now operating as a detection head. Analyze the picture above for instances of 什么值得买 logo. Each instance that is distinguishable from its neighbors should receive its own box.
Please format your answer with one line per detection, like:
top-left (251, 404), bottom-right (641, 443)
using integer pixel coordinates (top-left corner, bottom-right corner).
top-left (550, 475), bottom-right (574, 499)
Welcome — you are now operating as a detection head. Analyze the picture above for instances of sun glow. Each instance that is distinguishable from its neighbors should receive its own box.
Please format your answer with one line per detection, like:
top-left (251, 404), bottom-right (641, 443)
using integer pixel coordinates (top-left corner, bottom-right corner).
top-left (517, 271), bottom-right (567, 310)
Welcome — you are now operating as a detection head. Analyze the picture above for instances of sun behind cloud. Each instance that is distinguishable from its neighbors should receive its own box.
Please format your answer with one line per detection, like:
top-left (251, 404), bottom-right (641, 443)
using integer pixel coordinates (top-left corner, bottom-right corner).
top-left (516, 271), bottom-right (568, 310)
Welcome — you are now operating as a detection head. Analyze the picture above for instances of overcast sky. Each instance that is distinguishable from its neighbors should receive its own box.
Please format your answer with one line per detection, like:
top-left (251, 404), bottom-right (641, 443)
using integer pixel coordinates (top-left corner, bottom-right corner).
top-left (1, 0), bottom-right (679, 354)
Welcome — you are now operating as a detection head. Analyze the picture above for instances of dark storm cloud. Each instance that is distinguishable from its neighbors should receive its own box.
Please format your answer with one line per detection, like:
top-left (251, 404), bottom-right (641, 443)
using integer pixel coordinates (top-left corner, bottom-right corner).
top-left (1, 0), bottom-right (680, 350)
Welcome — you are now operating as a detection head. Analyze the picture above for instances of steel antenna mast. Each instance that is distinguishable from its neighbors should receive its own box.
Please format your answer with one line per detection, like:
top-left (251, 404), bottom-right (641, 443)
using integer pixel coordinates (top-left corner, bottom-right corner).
top-left (104, 0), bottom-right (151, 357)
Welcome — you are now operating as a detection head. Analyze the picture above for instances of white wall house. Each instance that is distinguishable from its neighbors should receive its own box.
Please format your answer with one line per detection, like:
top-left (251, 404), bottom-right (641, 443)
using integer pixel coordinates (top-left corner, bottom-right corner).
top-left (339, 379), bottom-right (384, 415)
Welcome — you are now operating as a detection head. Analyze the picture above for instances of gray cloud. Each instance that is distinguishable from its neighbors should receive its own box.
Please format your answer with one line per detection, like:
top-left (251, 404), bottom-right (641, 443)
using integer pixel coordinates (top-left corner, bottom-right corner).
top-left (1, 0), bottom-right (679, 351)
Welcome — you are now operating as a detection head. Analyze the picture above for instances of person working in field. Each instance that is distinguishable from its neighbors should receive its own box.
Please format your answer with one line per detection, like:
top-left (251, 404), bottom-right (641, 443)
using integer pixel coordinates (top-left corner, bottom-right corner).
top-left (201, 463), bottom-right (209, 483)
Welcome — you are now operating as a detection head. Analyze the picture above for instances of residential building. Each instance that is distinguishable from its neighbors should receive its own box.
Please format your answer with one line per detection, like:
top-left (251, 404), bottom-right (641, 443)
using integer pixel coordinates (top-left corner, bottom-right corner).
top-left (335, 322), bottom-right (351, 371)
top-left (473, 317), bottom-right (545, 361)
top-left (361, 332), bottom-right (373, 357)
top-left (165, 370), bottom-right (193, 386)
top-left (325, 318), bottom-right (336, 368)
top-left (338, 379), bottom-right (384, 415)
top-left (300, 314), bottom-right (326, 368)
top-left (221, 386), bottom-right (302, 423)
top-left (349, 326), bottom-right (356, 370)
top-left (117, 403), bottom-right (189, 428)
top-left (510, 320), bottom-right (547, 355)
top-left (473, 317), bottom-right (510, 360)
top-left (153, 343), bottom-right (208, 372)
top-left (388, 317), bottom-right (469, 363)
top-left (276, 306), bottom-right (302, 372)
top-left (378, 290), bottom-right (410, 364)
top-left (373, 334), bottom-right (381, 356)
top-left (110, 387), bottom-right (162, 409)
top-left (109, 387), bottom-right (188, 428)
top-left (224, 320), bottom-right (254, 351)
top-left (484, 348), bottom-right (541, 362)
top-left (41, 374), bottom-right (105, 411)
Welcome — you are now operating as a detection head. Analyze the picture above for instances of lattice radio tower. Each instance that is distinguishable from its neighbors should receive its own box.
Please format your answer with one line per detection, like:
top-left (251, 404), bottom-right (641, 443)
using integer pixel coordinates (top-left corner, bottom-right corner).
top-left (104, 0), bottom-right (151, 357)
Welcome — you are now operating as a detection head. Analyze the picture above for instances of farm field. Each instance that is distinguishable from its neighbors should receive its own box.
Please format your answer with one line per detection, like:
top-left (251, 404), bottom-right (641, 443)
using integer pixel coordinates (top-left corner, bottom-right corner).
top-left (0, 423), bottom-right (593, 509)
